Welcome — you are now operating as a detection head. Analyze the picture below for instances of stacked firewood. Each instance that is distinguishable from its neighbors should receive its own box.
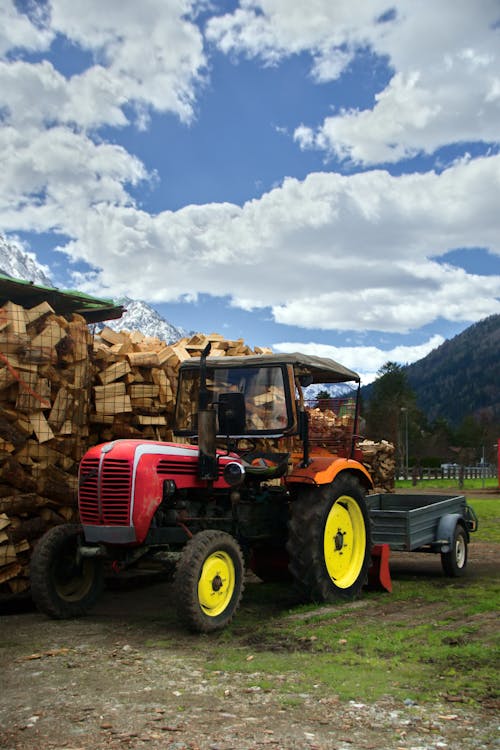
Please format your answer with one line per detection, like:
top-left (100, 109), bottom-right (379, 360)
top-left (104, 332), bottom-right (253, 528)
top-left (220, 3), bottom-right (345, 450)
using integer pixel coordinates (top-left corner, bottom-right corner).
top-left (292, 405), bottom-right (395, 490)
top-left (0, 301), bottom-right (93, 594)
top-left (307, 405), bottom-right (355, 452)
top-left (358, 439), bottom-right (396, 492)
top-left (90, 328), bottom-right (272, 444)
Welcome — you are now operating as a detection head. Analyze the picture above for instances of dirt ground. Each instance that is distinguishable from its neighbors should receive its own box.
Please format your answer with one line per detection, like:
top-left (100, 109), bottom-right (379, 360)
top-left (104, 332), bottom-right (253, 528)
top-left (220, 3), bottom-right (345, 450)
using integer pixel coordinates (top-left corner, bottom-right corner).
top-left (1, 492), bottom-right (499, 750)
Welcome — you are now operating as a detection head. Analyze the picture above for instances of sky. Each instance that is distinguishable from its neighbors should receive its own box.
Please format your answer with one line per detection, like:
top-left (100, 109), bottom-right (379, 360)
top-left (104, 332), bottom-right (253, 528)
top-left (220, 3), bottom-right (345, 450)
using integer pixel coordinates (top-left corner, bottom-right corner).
top-left (1, 0), bottom-right (500, 384)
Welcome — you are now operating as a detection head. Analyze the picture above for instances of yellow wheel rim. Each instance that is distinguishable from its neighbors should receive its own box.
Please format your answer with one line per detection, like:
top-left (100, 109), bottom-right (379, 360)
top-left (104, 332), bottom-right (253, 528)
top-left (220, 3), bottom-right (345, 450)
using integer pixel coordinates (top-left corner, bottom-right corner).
top-left (198, 551), bottom-right (236, 617)
top-left (55, 559), bottom-right (95, 601)
top-left (323, 495), bottom-right (366, 589)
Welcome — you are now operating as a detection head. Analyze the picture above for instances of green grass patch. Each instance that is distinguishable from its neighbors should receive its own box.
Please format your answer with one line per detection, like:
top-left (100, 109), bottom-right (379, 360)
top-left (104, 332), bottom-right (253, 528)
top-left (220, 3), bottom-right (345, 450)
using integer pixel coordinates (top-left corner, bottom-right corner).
top-left (195, 499), bottom-right (499, 706)
top-left (395, 477), bottom-right (498, 491)
top-left (203, 609), bottom-right (498, 705)
top-left (466, 498), bottom-right (500, 542)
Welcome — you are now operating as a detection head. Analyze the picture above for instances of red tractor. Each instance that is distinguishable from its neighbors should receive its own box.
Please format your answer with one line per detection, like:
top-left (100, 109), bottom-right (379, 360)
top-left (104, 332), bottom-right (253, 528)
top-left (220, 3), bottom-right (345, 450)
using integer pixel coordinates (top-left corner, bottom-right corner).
top-left (30, 347), bottom-right (374, 632)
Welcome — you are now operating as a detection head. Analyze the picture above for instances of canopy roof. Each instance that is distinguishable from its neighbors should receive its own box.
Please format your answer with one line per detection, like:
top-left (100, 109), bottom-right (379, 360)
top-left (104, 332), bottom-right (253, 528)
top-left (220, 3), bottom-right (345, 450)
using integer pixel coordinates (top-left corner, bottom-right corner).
top-left (180, 351), bottom-right (360, 384)
top-left (0, 274), bottom-right (124, 324)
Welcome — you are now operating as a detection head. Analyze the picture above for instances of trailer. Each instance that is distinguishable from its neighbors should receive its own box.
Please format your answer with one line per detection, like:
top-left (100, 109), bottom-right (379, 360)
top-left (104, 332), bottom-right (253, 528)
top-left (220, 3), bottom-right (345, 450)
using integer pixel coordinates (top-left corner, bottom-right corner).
top-left (366, 493), bottom-right (478, 577)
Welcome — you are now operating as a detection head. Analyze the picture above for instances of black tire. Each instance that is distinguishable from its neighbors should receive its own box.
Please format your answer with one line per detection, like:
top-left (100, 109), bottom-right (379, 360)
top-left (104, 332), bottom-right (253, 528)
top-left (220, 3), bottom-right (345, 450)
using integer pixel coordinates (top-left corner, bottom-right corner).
top-left (287, 475), bottom-right (371, 603)
top-left (174, 530), bottom-right (244, 633)
top-left (441, 524), bottom-right (468, 577)
top-left (30, 524), bottom-right (104, 619)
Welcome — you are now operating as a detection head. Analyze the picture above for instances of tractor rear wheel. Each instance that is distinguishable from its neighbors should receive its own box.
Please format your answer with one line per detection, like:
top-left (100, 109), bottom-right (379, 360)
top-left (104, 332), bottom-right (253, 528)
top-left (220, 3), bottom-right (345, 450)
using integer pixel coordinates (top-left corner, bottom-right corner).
top-left (30, 524), bottom-right (104, 619)
top-left (287, 476), bottom-right (371, 602)
top-left (174, 530), bottom-right (245, 633)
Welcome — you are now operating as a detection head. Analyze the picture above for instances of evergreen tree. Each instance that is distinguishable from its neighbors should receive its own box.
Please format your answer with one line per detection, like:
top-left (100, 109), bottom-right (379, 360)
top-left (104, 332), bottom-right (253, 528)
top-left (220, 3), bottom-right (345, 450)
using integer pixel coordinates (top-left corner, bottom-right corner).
top-left (364, 362), bottom-right (419, 470)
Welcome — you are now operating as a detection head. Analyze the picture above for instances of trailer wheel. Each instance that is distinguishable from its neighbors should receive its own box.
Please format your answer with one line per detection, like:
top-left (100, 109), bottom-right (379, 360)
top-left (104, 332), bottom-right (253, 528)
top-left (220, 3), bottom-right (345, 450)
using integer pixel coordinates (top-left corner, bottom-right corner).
top-left (441, 524), bottom-right (468, 577)
top-left (287, 476), bottom-right (371, 602)
top-left (30, 524), bottom-right (104, 619)
top-left (174, 530), bottom-right (245, 633)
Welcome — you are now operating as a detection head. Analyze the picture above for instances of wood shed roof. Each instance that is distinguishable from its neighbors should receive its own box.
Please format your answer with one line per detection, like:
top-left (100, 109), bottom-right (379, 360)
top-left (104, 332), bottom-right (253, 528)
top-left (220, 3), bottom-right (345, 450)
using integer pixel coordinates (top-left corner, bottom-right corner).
top-left (0, 274), bottom-right (124, 324)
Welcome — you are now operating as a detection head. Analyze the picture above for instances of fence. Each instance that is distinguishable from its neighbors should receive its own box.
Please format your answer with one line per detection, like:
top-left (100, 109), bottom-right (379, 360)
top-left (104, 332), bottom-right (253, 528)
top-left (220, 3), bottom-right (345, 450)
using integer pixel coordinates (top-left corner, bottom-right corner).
top-left (401, 465), bottom-right (498, 482)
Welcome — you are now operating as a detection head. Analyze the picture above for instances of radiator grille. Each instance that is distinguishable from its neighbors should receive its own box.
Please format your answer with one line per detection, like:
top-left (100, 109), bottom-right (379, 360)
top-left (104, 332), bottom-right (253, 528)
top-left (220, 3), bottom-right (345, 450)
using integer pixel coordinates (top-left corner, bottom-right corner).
top-left (79, 458), bottom-right (100, 523)
top-left (79, 457), bottom-right (132, 525)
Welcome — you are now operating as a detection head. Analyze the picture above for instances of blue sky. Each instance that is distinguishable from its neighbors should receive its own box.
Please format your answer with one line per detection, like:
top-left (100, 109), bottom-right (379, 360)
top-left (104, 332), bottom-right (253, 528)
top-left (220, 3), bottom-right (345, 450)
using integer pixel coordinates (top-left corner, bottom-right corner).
top-left (1, 0), bottom-right (499, 382)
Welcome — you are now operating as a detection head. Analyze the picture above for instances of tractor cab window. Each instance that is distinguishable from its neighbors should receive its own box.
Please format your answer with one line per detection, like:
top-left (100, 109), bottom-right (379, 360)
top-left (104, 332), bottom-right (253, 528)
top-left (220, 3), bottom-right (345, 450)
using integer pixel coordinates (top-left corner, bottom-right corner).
top-left (175, 365), bottom-right (292, 436)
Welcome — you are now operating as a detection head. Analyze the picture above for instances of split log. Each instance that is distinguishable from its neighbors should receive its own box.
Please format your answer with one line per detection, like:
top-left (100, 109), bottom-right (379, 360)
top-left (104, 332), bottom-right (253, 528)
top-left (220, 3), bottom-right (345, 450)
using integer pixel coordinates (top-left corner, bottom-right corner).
top-left (358, 439), bottom-right (396, 492)
top-left (0, 493), bottom-right (47, 515)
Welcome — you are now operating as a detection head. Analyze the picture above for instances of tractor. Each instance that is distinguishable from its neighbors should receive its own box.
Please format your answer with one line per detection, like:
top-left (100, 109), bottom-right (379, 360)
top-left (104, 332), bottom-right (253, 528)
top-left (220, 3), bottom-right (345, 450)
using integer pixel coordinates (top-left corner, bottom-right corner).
top-left (30, 346), bottom-right (374, 632)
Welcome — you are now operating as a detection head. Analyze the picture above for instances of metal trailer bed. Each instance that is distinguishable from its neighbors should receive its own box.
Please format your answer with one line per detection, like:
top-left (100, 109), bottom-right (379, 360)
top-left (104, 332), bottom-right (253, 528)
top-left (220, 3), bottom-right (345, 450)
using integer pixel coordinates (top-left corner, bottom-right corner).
top-left (366, 493), bottom-right (478, 576)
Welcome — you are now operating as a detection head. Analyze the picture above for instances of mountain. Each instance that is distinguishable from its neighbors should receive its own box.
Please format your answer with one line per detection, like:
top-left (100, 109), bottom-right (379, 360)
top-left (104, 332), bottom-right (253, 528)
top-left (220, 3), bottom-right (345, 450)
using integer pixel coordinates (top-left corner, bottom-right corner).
top-left (405, 314), bottom-right (500, 426)
top-left (104, 297), bottom-right (187, 343)
top-left (0, 234), bottom-right (186, 343)
top-left (0, 235), bottom-right (53, 287)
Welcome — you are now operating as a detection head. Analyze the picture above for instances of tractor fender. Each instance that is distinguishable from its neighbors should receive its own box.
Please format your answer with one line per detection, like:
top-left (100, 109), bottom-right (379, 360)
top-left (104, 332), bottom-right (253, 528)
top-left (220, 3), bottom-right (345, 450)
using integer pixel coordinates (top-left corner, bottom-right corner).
top-left (286, 456), bottom-right (373, 491)
top-left (435, 513), bottom-right (469, 553)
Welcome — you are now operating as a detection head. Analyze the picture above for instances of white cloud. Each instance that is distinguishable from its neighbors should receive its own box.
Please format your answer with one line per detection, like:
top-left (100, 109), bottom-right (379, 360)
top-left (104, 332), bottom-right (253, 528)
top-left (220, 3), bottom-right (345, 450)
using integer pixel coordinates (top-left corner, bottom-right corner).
top-left (272, 335), bottom-right (446, 385)
top-left (0, 0), bottom-right (206, 129)
top-left (0, 124), bottom-right (147, 232)
top-left (41, 155), bottom-right (500, 334)
top-left (0, 1), bottom-right (205, 234)
top-left (0, 0), bottom-right (498, 344)
top-left (49, 0), bottom-right (207, 124)
top-left (208, 0), bottom-right (500, 164)
top-left (0, 1), bottom-right (53, 56)
top-left (206, 0), bottom-right (387, 72)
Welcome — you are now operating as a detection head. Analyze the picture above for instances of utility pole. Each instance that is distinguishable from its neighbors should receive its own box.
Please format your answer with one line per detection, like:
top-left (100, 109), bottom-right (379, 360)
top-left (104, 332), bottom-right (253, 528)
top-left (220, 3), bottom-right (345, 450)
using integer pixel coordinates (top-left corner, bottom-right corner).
top-left (401, 407), bottom-right (408, 479)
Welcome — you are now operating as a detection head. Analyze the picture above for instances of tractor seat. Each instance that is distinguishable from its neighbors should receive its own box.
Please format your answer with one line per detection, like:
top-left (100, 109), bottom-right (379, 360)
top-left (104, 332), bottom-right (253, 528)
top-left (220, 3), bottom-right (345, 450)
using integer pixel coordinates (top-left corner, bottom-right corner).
top-left (241, 452), bottom-right (290, 480)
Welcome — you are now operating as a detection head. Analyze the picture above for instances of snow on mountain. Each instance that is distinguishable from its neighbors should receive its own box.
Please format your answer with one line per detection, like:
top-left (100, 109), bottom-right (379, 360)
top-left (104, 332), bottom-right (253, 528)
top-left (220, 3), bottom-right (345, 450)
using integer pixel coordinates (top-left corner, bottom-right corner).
top-left (0, 234), bottom-right (187, 343)
top-left (101, 297), bottom-right (188, 344)
top-left (303, 382), bottom-right (357, 402)
top-left (0, 234), bottom-right (52, 287)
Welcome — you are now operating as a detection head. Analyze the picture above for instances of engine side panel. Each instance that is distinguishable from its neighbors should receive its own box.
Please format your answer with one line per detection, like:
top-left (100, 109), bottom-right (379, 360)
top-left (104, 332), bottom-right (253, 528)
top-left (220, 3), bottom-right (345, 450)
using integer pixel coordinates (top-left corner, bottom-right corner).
top-left (79, 440), bottom-right (241, 545)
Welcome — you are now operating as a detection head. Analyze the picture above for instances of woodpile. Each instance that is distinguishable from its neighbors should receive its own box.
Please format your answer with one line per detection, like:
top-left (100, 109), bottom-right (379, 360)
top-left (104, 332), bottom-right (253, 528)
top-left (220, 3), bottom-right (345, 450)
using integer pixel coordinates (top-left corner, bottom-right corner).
top-left (306, 404), bottom-right (355, 453)
top-left (292, 403), bottom-right (396, 491)
top-left (0, 301), bottom-right (93, 595)
top-left (358, 439), bottom-right (396, 493)
top-left (90, 328), bottom-right (272, 444)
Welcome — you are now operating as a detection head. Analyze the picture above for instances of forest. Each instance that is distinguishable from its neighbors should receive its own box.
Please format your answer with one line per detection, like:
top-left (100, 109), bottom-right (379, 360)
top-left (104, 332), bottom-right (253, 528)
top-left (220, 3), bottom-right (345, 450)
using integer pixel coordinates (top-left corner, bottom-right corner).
top-left (360, 314), bottom-right (499, 470)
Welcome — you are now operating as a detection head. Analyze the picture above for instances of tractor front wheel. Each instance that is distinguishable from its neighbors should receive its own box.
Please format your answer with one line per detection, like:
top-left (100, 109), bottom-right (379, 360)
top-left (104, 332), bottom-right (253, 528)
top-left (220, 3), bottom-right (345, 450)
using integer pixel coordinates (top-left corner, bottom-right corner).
top-left (174, 530), bottom-right (245, 633)
top-left (287, 476), bottom-right (371, 602)
top-left (30, 524), bottom-right (104, 619)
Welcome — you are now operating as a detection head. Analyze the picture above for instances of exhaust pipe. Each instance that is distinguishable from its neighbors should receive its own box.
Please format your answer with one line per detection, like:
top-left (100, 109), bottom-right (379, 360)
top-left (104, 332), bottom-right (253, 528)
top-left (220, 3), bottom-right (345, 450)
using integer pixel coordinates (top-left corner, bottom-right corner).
top-left (197, 343), bottom-right (218, 481)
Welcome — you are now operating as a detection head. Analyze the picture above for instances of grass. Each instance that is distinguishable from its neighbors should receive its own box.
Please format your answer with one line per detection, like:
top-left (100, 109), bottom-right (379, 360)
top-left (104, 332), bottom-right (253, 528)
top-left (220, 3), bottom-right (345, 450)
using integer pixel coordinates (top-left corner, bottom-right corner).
top-left (466, 498), bottom-right (500, 542)
top-left (198, 499), bottom-right (500, 706)
top-left (202, 591), bottom-right (499, 704)
top-left (395, 476), bottom-right (499, 491)
top-left (202, 579), bottom-right (499, 705)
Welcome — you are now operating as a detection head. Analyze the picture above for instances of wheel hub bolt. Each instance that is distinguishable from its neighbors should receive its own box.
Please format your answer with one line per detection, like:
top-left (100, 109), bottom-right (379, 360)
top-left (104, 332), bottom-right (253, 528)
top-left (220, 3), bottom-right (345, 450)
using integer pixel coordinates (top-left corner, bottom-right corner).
top-left (212, 575), bottom-right (223, 592)
top-left (334, 530), bottom-right (345, 551)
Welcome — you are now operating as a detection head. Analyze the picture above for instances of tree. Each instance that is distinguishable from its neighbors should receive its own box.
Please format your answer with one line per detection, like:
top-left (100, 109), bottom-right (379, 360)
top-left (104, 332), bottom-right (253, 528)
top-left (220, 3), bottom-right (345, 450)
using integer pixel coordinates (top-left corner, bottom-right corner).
top-left (315, 389), bottom-right (332, 409)
top-left (364, 362), bottom-right (420, 470)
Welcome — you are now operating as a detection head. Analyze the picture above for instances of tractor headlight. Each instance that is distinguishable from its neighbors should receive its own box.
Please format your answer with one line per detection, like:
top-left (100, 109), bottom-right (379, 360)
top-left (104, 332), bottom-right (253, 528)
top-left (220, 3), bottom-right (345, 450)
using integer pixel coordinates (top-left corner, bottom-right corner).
top-left (223, 461), bottom-right (245, 487)
top-left (162, 479), bottom-right (177, 500)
